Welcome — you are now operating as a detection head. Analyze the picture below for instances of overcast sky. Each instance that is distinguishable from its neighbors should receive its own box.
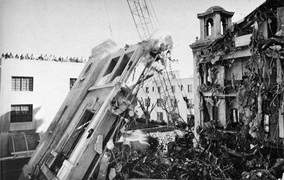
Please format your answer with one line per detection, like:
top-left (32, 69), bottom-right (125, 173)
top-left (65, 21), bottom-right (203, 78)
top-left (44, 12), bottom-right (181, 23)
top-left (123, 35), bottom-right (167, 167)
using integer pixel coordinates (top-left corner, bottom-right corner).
top-left (0, 0), bottom-right (264, 77)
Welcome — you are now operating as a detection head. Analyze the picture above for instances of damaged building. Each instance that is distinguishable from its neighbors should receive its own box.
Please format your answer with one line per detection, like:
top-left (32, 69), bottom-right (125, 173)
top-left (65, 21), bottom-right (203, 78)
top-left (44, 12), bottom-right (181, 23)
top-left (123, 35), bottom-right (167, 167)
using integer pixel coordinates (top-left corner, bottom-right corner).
top-left (188, 1), bottom-right (284, 178)
top-left (18, 34), bottom-right (177, 180)
top-left (190, 0), bottom-right (284, 140)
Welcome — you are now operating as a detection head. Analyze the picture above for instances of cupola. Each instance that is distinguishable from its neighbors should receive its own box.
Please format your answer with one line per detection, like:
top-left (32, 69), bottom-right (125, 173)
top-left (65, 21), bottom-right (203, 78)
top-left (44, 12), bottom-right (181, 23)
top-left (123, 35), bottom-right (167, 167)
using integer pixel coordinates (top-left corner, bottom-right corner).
top-left (197, 6), bottom-right (234, 40)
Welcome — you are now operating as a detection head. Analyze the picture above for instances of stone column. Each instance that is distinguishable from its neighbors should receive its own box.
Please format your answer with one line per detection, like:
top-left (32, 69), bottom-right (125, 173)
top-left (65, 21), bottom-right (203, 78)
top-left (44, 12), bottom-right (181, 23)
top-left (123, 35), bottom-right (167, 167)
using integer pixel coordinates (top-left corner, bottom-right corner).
top-left (214, 13), bottom-right (221, 36)
top-left (199, 18), bottom-right (205, 40)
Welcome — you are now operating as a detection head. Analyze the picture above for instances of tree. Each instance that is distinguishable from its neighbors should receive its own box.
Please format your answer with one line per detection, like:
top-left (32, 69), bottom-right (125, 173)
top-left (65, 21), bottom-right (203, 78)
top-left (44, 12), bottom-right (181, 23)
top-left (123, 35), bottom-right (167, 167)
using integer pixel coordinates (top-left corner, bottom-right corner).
top-left (137, 97), bottom-right (157, 126)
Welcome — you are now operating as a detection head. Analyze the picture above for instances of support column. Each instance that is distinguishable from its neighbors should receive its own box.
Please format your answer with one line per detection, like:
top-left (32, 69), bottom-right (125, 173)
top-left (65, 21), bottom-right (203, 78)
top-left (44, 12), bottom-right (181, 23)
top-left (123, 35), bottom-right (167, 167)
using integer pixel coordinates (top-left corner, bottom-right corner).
top-left (199, 18), bottom-right (205, 40)
top-left (213, 13), bottom-right (221, 36)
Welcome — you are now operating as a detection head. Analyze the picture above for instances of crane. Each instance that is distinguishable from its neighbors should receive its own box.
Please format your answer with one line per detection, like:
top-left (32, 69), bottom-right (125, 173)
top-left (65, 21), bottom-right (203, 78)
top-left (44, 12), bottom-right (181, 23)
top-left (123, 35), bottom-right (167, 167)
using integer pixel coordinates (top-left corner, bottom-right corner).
top-left (127, 0), bottom-right (182, 125)
top-left (126, 0), bottom-right (159, 41)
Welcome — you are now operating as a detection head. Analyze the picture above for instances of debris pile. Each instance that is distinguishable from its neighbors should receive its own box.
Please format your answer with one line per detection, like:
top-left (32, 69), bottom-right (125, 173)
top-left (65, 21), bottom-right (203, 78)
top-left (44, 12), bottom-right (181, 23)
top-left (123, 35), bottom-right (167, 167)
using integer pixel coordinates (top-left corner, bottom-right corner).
top-left (106, 126), bottom-right (284, 180)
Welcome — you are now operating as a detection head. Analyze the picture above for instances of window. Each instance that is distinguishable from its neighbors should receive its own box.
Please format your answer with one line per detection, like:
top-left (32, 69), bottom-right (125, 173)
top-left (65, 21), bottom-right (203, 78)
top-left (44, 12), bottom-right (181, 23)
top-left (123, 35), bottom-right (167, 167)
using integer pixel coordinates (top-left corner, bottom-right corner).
top-left (206, 18), bottom-right (214, 36)
top-left (158, 86), bottom-right (161, 93)
top-left (171, 98), bottom-right (178, 107)
top-left (12, 77), bottom-right (33, 91)
top-left (188, 84), bottom-right (193, 92)
top-left (157, 112), bottom-right (163, 121)
top-left (110, 52), bottom-right (134, 82)
top-left (171, 86), bottom-right (175, 93)
top-left (157, 98), bottom-right (163, 107)
top-left (70, 78), bottom-right (77, 90)
top-left (145, 98), bottom-right (151, 106)
top-left (11, 104), bottom-right (33, 123)
top-left (146, 87), bottom-right (149, 93)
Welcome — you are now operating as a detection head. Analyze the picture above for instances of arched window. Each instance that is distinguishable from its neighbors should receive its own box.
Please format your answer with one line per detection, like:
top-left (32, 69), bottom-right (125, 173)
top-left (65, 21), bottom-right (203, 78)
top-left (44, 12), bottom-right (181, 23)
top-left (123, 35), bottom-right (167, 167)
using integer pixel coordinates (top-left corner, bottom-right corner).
top-left (206, 18), bottom-right (214, 36)
top-left (221, 18), bottom-right (227, 34)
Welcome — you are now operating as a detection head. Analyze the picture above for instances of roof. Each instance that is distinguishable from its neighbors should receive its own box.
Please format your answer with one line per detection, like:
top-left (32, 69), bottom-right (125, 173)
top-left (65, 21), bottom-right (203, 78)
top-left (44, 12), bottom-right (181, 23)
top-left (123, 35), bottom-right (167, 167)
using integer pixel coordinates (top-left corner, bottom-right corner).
top-left (197, 5), bottom-right (234, 18)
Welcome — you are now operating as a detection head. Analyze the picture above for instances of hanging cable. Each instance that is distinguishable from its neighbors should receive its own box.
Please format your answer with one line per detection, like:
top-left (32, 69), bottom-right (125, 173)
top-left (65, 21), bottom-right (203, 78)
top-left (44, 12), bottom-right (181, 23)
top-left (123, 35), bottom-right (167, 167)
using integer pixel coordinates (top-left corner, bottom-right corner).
top-left (103, 0), bottom-right (113, 38)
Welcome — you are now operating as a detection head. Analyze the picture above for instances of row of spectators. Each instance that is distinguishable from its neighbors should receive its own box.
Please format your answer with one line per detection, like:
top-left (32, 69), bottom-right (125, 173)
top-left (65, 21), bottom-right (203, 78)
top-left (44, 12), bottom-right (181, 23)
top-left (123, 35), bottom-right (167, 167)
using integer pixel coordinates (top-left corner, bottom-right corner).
top-left (1, 52), bottom-right (87, 63)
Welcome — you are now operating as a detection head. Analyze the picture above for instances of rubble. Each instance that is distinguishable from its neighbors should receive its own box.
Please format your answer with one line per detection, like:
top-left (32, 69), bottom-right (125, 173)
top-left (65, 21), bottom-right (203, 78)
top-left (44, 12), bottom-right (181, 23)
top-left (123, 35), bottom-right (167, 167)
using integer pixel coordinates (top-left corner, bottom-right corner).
top-left (106, 124), bottom-right (284, 180)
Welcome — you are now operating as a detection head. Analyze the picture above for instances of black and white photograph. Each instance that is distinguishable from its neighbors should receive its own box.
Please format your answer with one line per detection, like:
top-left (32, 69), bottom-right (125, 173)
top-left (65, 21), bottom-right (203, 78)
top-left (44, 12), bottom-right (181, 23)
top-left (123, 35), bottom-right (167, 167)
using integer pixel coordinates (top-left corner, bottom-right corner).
top-left (1, 0), bottom-right (284, 179)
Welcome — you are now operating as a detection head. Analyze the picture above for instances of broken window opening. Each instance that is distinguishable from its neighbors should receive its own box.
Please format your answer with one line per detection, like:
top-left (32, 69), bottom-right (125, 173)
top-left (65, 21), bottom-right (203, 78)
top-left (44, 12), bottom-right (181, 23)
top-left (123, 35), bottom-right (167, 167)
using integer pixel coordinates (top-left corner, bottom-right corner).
top-left (110, 52), bottom-right (134, 82)
top-left (267, 15), bottom-right (278, 38)
top-left (100, 56), bottom-right (120, 84)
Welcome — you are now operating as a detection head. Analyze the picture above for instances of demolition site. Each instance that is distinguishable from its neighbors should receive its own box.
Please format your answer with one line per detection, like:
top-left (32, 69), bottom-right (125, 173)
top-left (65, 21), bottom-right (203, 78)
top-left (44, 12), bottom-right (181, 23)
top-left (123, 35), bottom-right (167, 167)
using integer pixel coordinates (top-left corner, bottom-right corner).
top-left (1, 0), bottom-right (284, 179)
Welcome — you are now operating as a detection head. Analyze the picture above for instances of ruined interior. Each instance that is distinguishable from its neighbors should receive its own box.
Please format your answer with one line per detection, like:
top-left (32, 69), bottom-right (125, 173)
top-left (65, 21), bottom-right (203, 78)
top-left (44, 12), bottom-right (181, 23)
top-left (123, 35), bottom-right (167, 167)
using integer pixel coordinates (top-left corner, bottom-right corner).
top-left (196, 1), bottom-right (284, 139)
top-left (190, 0), bottom-right (284, 179)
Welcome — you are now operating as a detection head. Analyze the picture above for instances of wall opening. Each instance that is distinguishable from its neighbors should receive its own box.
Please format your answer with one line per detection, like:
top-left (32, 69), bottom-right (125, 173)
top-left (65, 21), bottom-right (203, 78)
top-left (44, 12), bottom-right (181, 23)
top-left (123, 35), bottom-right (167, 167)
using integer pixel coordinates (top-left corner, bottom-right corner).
top-left (110, 52), bottom-right (134, 82)
top-left (206, 18), bottom-right (214, 36)
top-left (221, 18), bottom-right (227, 34)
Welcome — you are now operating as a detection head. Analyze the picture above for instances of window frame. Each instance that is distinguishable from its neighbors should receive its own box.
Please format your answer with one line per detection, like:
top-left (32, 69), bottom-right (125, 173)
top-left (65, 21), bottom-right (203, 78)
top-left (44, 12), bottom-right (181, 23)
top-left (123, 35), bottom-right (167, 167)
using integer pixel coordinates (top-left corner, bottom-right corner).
top-left (157, 98), bottom-right (163, 107)
top-left (11, 76), bottom-right (33, 91)
top-left (11, 104), bottom-right (33, 123)
top-left (145, 87), bottom-right (149, 93)
top-left (157, 112), bottom-right (163, 121)
top-left (145, 98), bottom-right (151, 106)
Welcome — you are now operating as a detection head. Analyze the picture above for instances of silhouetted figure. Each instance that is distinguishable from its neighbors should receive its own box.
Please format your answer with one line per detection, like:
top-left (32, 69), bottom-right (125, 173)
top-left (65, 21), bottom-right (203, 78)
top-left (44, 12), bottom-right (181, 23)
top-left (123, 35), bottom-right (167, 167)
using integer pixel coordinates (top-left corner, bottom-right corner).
top-left (25, 53), bottom-right (30, 59)
top-left (15, 54), bottom-right (19, 59)
top-left (20, 54), bottom-right (24, 60)
top-left (38, 54), bottom-right (43, 60)
top-left (30, 54), bottom-right (34, 60)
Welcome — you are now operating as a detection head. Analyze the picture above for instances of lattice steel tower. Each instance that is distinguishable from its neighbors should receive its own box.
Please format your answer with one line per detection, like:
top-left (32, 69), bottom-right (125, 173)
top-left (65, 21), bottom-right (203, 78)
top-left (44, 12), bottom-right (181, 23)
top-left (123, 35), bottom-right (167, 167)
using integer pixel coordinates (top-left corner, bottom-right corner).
top-left (127, 0), bottom-right (159, 40)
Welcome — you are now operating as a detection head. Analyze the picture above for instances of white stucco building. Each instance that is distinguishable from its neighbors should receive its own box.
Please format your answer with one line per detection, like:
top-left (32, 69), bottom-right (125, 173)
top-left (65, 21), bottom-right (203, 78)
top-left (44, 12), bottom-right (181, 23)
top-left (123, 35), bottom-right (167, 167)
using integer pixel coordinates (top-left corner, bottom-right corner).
top-left (137, 71), bottom-right (194, 124)
top-left (0, 57), bottom-right (85, 158)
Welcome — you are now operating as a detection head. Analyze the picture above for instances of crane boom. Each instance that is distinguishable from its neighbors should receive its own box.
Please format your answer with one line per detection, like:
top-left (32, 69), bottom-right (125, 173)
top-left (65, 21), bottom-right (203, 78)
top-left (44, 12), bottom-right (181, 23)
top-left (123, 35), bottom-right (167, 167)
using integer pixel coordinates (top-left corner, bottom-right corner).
top-left (127, 0), bottom-right (158, 40)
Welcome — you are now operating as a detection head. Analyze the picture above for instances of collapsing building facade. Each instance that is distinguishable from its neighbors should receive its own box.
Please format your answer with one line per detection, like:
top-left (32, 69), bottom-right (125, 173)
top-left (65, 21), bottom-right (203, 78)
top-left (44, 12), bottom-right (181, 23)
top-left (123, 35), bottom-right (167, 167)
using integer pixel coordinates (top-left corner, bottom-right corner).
top-left (191, 0), bottom-right (284, 140)
top-left (18, 34), bottom-right (175, 180)
top-left (189, 1), bottom-right (284, 178)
